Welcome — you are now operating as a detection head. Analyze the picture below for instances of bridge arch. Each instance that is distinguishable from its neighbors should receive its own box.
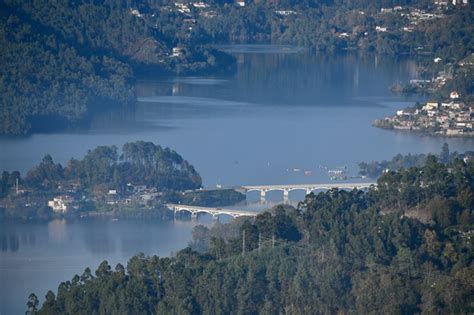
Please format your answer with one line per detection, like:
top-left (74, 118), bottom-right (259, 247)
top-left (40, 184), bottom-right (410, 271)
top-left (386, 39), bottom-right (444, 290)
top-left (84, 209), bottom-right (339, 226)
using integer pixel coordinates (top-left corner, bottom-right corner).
top-left (245, 188), bottom-right (264, 193)
top-left (240, 182), bottom-right (377, 201)
top-left (166, 204), bottom-right (257, 221)
top-left (174, 208), bottom-right (196, 216)
top-left (263, 188), bottom-right (286, 193)
top-left (287, 187), bottom-right (313, 193)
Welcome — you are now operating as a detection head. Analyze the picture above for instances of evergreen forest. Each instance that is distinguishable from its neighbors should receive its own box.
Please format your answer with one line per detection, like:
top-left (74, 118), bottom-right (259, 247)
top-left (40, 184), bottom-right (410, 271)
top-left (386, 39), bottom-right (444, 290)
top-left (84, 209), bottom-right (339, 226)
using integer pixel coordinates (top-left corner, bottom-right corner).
top-left (28, 154), bottom-right (474, 314)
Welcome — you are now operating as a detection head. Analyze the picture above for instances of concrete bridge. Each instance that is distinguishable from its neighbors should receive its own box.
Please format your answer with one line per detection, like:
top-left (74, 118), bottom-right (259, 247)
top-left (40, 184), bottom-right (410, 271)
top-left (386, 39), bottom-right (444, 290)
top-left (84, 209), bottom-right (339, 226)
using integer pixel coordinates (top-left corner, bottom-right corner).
top-left (166, 204), bottom-right (258, 221)
top-left (240, 182), bottom-right (376, 202)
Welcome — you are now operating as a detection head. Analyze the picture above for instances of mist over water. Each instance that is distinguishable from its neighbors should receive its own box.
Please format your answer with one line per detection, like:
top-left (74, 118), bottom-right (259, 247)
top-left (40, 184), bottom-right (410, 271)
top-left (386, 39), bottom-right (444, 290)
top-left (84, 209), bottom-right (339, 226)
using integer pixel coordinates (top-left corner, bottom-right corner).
top-left (1, 46), bottom-right (473, 314)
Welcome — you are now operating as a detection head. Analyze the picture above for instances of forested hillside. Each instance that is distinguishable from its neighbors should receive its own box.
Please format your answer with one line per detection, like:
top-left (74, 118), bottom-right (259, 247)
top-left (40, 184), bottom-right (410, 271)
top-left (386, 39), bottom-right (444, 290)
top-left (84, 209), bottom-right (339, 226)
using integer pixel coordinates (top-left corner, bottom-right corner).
top-left (0, 0), bottom-right (233, 135)
top-left (29, 155), bottom-right (474, 314)
top-left (359, 143), bottom-right (474, 178)
top-left (2, 1), bottom-right (472, 135)
top-left (195, 0), bottom-right (473, 57)
top-left (0, 9), bottom-right (135, 134)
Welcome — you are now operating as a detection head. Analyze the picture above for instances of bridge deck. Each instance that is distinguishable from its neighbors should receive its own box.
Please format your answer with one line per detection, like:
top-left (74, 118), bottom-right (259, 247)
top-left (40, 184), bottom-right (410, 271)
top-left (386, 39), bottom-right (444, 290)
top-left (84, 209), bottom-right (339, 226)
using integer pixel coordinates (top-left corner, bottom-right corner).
top-left (166, 204), bottom-right (258, 217)
top-left (241, 182), bottom-right (376, 191)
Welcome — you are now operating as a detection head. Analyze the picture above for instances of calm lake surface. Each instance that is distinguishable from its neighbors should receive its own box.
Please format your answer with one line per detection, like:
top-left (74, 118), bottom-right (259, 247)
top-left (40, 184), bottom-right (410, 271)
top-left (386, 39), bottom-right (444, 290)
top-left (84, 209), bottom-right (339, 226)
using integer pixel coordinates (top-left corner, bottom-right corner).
top-left (0, 219), bottom-right (202, 315)
top-left (1, 46), bottom-right (473, 314)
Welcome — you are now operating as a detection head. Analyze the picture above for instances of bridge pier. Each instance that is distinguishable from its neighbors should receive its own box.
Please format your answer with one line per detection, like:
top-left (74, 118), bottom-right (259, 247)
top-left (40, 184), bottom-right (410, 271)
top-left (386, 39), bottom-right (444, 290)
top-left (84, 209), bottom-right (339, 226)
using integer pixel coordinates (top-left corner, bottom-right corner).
top-left (283, 189), bottom-right (289, 203)
top-left (260, 190), bottom-right (266, 202)
top-left (191, 212), bottom-right (198, 222)
top-left (306, 189), bottom-right (312, 195)
top-left (212, 215), bottom-right (220, 223)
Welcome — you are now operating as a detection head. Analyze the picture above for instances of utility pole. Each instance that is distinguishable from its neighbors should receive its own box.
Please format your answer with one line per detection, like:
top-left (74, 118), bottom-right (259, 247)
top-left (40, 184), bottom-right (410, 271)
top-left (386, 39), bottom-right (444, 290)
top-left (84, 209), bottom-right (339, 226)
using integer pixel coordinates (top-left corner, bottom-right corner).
top-left (16, 178), bottom-right (19, 195)
top-left (242, 229), bottom-right (246, 257)
top-left (258, 232), bottom-right (262, 253)
top-left (272, 234), bottom-right (275, 249)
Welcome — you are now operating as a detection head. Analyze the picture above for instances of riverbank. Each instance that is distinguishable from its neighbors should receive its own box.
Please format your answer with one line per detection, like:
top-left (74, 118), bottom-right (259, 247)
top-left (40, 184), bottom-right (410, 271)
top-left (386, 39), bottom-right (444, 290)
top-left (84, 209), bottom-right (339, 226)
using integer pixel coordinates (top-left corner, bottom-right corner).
top-left (0, 188), bottom-right (245, 222)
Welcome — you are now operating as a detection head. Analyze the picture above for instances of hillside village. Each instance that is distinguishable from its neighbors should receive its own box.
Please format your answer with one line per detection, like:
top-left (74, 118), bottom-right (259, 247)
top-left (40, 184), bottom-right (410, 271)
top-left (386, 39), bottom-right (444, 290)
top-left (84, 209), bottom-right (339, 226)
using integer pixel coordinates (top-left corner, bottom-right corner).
top-left (374, 92), bottom-right (474, 136)
top-left (375, 47), bottom-right (473, 137)
top-left (128, 0), bottom-right (471, 55)
top-left (392, 53), bottom-right (474, 95)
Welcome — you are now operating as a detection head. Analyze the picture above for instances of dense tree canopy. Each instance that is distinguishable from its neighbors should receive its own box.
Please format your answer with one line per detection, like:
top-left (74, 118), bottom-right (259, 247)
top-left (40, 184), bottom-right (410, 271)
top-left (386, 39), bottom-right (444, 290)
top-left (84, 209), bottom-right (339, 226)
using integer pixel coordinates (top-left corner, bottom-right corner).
top-left (0, 2), bottom-right (136, 135)
top-left (1, 141), bottom-right (201, 198)
top-left (0, 0), bottom-right (234, 135)
top-left (2, 1), bottom-right (472, 134)
top-left (359, 143), bottom-right (474, 178)
top-left (31, 155), bottom-right (474, 314)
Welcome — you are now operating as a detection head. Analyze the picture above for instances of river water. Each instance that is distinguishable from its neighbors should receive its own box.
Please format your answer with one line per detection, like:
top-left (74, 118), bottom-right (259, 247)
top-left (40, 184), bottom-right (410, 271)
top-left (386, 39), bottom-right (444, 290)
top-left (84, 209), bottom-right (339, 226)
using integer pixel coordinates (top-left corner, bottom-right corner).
top-left (1, 46), bottom-right (473, 314)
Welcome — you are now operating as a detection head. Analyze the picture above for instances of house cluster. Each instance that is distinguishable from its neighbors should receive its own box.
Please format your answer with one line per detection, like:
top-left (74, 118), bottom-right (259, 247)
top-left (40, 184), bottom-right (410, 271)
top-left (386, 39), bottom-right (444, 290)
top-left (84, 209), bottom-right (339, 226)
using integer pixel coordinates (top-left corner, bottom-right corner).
top-left (104, 184), bottom-right (163, 207)
top-left (172, 0), bottom-right (245, 13)
top-left (155, 1), bottom-right (217, 19)
top-left (48, 195), bottom-right (76, 213)
top-left (174, 2), bottom-right (191, 14)
top-left (380, 6), bottom-right (404, 13)
top-left (374, 5), bottom-right (449, 35)
top-left (434, 0), bottom-right (468, 5)
top-left (275, 10), bottom-right (297, 16)
top-left (405, 8), bottom-right (445, 25)
top-left (47, 183), bottom-right (164, 214)
top-left (192, 2), bottom-right (209, 8)
top-left (407, 69), bottom-right (453, 92)
top-left (459, 53), bottom-right (474, 67)
top-left (172, 47), bottom-right (185, 57)
top-left (379, 94), bottom-right (474, 136)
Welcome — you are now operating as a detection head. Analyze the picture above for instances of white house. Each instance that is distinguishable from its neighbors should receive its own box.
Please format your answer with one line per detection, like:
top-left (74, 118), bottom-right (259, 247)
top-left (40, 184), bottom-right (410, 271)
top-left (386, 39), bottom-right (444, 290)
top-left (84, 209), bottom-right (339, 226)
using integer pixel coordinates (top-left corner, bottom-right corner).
top-left (193, 2), bottom-right (209, 8)
top-left (172, 47), bottom-right (185, 57)
top-left (130, 9), bottom-right (142, 17)
top-left (275, 10), bottom-right (297, 16)
top-left (48, 195), bottom-right (74, 213)
top-left (423, 102), bottom-right (439, 111)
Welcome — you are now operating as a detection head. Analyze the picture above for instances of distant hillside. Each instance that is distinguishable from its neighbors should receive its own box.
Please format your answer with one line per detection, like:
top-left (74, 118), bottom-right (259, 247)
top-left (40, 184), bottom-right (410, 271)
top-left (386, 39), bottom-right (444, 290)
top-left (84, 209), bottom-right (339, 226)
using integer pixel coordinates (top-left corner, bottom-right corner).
top-left (0, 1), bottom-right (234, 135)
top-left (2, 0), bottom-right (472, 135)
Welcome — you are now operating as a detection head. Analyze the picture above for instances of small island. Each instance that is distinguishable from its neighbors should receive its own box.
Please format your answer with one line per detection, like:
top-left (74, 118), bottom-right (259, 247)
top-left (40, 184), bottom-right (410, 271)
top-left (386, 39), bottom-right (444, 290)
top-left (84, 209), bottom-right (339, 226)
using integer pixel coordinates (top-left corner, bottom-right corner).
top-left (0, 141), bottom-right (244, 221)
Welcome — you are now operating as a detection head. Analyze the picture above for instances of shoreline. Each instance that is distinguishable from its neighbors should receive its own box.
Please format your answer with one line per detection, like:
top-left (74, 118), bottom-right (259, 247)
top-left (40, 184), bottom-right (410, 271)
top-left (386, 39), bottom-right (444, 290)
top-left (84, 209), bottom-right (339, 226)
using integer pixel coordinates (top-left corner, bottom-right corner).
top-left (373, 121), bottom-right (474, 138)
